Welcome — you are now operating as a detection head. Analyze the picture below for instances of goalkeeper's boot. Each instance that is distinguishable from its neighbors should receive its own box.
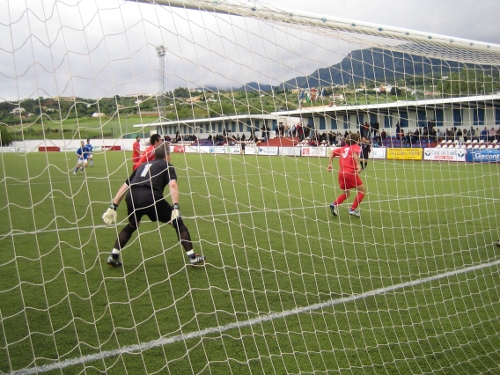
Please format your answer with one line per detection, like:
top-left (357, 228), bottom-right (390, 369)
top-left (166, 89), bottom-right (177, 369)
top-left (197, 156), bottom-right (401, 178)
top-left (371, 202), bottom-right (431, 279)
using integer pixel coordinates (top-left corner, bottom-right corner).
top-left (189, 254), bottom-right (206, 266)
top-left (329, 203), bottom-right (338, 217)
top-left (348, 208), bottom-right (361, 217)
top-left (107, 254), bottom-right (122, 267)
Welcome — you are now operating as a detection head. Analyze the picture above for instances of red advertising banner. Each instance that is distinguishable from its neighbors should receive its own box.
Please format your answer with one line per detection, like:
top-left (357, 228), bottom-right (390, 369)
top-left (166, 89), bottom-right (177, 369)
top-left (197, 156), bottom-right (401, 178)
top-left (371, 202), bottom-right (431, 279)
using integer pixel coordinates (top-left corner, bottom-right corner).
top-left (102, 146), bottom-right (122, 151)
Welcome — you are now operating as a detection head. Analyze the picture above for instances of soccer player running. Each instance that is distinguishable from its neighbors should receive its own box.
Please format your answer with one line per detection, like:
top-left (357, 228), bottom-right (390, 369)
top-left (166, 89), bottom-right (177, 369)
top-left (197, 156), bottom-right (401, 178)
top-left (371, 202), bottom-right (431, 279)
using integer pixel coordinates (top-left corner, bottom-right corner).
top-left (133, 134), bottom-right (163, 171)
top-left (102, 142), bottom-right (205, 267)
top-left (132, 136), bottom-right (141, 164)
top-left (327, 132), bottom-right (366, 217)
top-left (73, 140), bottom-right (88, 174)
top-left (86, 139), bottom-right (94, 167)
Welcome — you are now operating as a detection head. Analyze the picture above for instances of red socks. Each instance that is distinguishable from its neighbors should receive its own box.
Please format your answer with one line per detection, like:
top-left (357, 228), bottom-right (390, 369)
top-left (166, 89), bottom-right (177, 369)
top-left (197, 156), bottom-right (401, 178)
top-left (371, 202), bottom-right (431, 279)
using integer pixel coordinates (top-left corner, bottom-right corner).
top-left (334, 193), bottom-right (347, 206)
top-left (351, 192), bottom-right (365, 210)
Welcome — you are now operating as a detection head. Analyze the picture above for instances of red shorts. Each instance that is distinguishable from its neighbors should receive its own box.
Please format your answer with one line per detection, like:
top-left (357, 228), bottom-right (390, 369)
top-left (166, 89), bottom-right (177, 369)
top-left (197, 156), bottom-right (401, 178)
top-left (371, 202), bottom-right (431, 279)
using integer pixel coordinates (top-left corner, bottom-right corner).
top-left (338, 171), bottom-right (363, 190)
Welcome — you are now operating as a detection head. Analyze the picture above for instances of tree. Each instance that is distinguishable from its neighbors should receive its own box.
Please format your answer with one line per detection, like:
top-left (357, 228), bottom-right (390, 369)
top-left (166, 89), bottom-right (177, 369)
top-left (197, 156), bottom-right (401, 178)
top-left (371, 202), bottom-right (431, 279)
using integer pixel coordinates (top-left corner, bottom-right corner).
top-left (173, 87), bottom-right (190, 98)
top-left (436, 68), bottom-right (492, 96)
top-left (0, 125), bottom-right (13, 146)
top-left (390, 87), bottom-right (402, 96)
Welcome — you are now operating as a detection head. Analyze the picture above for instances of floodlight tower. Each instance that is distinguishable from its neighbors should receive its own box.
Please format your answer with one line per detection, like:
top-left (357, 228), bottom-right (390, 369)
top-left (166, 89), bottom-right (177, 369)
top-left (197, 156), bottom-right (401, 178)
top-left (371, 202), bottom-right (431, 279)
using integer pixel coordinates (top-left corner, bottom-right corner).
top-left (156, 45), bottom-right (166, 118)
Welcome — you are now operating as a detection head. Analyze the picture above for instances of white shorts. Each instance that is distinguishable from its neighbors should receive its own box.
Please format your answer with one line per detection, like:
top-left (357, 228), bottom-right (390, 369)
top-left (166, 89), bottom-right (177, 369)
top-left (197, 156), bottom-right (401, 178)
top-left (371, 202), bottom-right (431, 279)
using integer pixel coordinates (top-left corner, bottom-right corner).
top-left (77, 158), bottom-right (88, 166)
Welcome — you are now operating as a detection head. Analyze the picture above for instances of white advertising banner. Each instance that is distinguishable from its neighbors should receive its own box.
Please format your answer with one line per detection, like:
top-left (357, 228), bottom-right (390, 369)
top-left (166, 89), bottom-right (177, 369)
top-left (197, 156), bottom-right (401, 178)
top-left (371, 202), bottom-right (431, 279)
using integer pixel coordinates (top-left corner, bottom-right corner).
top-left (257, 146), bottom-right (279, 155)
top-left (197, 146), bottom-right (211, 154)
top-left (226, 146), bottom-right (241, 154)
top-left (369, 147), bottom-right (387, 159)
top-left (279, 147), bottom-right (301, 156)
top-left (0, 147), bottom-right (16, 152)
top-left (12, 139), bottom-right (135, 152)
top-left (301, 147), bottom-right (327, 157)
top-left (423, 147), bottom-right (466, 162)
top-left (209, 146), bottom-right (226, 154)
top-left (244, 146), bottom-right (258, 155)
top-left (327, 146), bottom-right (341, 156)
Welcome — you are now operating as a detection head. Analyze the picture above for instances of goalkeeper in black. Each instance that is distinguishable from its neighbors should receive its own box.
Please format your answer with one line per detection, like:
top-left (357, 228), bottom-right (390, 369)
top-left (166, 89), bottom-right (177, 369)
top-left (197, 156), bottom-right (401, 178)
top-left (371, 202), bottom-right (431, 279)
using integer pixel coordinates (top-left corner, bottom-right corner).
top-left (102, 142), bottom-right (205, 266)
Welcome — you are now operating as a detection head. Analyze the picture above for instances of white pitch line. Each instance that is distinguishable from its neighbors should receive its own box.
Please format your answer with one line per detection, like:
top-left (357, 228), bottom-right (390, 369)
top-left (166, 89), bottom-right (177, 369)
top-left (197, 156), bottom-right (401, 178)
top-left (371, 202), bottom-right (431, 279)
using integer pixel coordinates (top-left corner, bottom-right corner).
top-left (10, 258), bottom-right (500, 375)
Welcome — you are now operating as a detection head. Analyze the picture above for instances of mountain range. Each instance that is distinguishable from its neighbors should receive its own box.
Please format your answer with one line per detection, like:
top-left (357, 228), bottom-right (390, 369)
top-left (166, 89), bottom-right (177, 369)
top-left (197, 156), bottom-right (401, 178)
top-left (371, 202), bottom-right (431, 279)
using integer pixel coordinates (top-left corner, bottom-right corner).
top-left (241, 46), bottom-right (488, 91)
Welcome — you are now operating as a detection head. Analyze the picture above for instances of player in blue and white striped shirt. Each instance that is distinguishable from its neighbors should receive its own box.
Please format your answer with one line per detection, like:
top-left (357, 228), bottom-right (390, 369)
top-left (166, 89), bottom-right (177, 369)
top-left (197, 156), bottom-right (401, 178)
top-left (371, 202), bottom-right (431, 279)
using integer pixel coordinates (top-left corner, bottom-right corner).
top-left (86, 139), bottom-right (94, 167)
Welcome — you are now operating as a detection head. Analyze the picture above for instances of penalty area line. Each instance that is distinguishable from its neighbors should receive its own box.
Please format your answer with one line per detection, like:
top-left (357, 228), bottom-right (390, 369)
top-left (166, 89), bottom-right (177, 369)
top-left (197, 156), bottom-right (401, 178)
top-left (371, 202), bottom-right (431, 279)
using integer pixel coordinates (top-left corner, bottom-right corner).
top-left (11, 258), bottom-right (500, 375)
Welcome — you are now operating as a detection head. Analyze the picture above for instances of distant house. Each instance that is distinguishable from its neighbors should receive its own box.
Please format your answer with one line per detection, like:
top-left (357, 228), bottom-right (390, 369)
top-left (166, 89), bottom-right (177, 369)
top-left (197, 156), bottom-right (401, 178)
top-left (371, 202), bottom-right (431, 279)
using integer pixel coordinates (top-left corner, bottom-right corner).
top-left (185, 96), bottom-right (202, 104)
top-left (92, 112), bottom-right (105, 118)
top-left (41, 106), bottom-right (55, 113)
top-left (331, 94), bottom-right (345, 101)
top-left (53, 96), bottom-right (77, 102)
top-left (10, 107), bottom-right (26, 115)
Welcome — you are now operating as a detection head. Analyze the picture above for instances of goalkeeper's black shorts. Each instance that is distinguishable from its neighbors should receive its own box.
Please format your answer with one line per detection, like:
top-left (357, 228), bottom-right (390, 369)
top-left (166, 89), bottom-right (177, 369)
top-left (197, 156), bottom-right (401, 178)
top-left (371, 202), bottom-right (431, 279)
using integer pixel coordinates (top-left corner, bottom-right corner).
top-left (125, 191), bottom-right (172, 227)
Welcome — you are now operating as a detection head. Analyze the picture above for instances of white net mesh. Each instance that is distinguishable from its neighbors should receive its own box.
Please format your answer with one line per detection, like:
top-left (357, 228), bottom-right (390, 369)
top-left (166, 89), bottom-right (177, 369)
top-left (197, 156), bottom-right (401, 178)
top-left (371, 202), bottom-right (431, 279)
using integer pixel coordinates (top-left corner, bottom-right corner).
top-left (0, 1), bottom-right (499, 374)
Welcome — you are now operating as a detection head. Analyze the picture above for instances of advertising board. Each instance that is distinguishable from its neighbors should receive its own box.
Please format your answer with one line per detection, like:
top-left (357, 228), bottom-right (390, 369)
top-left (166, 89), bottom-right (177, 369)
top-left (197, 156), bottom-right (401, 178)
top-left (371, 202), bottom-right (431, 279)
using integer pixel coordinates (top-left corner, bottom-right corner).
top-left (369, 148), bottom-right (386, 159)
top-left (209, 146), bottom-right (226, 154)
top-left (301, 147), bottom-right (327, 157)
top-left (386, 148), bottom-right (423, 160)
top-left (257, 146), bottom-right (279, 156)
top-left (226, 146), bottom-right (241, 154)
top-left (466, 148), bottom-right (500, 163)
top-left (0, 147), bottom-right (17, 152)
top-left (423, 148), bottom-right (466, 162)
top-left (280, 147), bottom-right (301, 156)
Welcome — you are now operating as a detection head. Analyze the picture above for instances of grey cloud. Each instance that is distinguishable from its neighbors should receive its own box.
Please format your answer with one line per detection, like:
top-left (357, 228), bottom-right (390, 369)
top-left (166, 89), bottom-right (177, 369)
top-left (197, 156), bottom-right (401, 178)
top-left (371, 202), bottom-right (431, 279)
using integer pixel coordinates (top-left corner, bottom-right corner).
top-left (1, 0), bottom-right (498, 101)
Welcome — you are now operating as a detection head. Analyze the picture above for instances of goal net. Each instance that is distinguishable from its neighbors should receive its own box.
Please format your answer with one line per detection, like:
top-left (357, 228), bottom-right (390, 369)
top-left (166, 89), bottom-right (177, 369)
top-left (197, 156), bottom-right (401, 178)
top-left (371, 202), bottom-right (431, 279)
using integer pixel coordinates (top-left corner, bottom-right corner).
top-left (0, 0), bottom-right (499, 374)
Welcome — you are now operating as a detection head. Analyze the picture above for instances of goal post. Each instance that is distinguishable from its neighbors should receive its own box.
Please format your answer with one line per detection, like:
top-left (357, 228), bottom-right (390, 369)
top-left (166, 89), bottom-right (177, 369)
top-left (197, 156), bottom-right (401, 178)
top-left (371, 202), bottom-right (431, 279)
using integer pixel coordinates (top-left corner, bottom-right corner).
top-left (0, 1), bottom-right (499, 374)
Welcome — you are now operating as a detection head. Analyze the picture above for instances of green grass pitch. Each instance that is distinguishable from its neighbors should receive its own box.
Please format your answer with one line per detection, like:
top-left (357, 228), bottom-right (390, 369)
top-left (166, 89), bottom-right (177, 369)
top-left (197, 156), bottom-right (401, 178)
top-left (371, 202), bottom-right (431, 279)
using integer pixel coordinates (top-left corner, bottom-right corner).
top-left (0, 150), bottom-right (499, 374)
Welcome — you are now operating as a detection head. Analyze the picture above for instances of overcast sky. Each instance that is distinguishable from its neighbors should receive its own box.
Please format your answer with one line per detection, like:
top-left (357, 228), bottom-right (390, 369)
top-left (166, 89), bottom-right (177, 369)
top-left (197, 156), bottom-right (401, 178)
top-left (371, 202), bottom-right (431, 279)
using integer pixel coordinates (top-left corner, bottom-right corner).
top-left (1, 0), bottom-right (499, 102)
top-left (265, 0), bottom-right (500, 45)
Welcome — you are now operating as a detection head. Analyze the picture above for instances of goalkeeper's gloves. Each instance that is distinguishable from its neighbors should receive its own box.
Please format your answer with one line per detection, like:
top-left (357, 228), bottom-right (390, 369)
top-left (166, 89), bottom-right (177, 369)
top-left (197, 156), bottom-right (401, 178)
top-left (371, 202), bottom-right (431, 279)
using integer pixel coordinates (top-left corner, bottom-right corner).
top-left (102, 203), bottom-right (118, 225)
top-left (171, 203), bottom-right (181, 224)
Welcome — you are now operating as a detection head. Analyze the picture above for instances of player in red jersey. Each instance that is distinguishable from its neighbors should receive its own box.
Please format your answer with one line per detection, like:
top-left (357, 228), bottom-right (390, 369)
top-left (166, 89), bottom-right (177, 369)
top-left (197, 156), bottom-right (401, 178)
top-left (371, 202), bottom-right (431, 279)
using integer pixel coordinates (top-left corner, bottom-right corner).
top-left (327, 132), bottom-right (366, 217)
top-left (133, 134), bottom-right (163, 171)
top-left (132, 136), bottom-right (141, 163)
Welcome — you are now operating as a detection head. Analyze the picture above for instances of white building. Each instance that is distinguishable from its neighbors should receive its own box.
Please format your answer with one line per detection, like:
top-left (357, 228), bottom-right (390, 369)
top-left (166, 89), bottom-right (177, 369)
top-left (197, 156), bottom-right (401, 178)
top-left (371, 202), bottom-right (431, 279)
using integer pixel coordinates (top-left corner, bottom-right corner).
top-left (10, 107), bottom-right (25, 115)
top-left (133, 94), bottom-right (500, 139)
